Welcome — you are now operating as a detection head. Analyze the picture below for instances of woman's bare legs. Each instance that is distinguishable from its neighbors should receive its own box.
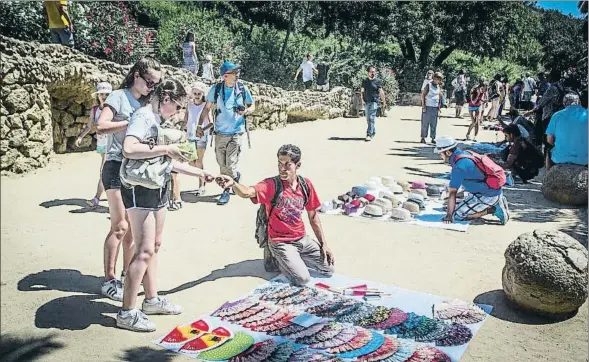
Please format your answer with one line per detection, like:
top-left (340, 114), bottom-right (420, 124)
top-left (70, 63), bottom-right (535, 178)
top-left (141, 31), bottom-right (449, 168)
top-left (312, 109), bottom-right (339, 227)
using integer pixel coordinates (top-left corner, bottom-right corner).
top-left (103, 189), bottom-right (133, 280)
top-left (195, 148), bottom-right (205, 189)
top-left (94, 154), bottom-right (106, 200)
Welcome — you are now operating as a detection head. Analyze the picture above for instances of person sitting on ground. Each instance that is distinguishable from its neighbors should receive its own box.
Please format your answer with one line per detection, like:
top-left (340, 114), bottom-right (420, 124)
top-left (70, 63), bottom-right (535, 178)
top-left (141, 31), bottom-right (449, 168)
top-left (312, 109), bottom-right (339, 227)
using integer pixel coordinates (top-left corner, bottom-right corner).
top-left (496, 124), bottom-right (544, 183)
top-left (435, 136), bottom-right (510, 225)
top-left (215, 144), bottom-right (335, 286)
top-left (545, 91), bottom-right (588, 170)
top-left (498, 109), bottom-right (535, 142)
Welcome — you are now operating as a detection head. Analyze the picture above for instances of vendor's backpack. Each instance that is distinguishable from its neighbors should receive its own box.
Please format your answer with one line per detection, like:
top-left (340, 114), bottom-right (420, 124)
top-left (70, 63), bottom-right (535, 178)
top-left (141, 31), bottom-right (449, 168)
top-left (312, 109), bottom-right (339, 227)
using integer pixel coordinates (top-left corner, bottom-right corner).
top-left (454, 151), bottom-right (507, 190)
top-left (254, 175), bottom-right (309, 271)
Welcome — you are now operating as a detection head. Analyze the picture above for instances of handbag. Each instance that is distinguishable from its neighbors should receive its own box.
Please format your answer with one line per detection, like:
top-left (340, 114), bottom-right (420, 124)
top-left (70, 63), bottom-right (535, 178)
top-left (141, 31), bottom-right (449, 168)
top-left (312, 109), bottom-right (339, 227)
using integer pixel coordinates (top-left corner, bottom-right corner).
top-left (119, 125), bottom-right (186, 190)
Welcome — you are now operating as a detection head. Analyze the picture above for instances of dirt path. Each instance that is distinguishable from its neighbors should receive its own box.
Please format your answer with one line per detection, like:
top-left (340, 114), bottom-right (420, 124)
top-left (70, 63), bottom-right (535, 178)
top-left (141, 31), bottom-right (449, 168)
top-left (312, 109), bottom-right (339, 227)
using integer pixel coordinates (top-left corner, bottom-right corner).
top-left (1, 106), bottom-right (586, 361)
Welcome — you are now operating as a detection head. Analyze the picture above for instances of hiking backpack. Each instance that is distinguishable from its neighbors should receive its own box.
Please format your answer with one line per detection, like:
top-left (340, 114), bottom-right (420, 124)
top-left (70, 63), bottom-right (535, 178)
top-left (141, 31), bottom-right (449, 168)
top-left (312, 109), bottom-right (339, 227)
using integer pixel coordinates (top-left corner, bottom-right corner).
top-left (213, 81), bottom-right (246, 116)
top-left (254, 175), bottom-right (309, 249)
top-left (454, 151), bottom-right (507, 190)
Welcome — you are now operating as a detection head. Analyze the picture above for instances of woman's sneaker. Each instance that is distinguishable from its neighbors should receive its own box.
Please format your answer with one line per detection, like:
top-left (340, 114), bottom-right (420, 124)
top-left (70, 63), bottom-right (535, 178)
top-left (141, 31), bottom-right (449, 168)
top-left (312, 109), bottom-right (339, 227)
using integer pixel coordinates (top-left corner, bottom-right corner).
top-left (493, 196), bottom-right (510, 225)
top-left (101, 279), bottom-right (123, 301)
top-left (142, 297), bottom-right (182, 315)
top-left (116, 309), bottom-right (156, 332)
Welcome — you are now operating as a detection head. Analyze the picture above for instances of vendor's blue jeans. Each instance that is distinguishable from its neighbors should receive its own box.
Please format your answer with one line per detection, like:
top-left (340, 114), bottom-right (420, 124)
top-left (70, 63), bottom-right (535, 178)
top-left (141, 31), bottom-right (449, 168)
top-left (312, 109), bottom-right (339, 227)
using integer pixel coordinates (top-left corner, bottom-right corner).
top-left (365, 102), bottom-right (378, 137)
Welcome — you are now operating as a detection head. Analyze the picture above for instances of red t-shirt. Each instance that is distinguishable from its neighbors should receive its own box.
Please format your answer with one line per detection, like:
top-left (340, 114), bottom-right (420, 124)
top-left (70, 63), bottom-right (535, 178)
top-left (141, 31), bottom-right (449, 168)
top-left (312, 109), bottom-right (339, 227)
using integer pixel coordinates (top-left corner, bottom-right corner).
top-left (251, 177), bottom-right (321, 243)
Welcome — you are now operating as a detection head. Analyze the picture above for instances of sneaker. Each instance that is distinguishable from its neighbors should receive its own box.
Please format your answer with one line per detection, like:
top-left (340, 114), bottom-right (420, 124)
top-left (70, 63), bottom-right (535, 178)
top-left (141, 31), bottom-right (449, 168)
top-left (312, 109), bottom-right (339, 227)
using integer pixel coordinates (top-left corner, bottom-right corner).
top-left (198, 186), bottom-right (206, 195)
top-left (217, 189), bottom-right (230, 205)
top-left (142, 297), bottom-right (183, 315)
top-left (420, 138), bottom-right (426, 144)
top-left (493, 195), bottom-right (510, 225)
top-left (365, 136), bottom-right (372, 142)
top-left (116, 309), bottom-right (156, 332)
top-left (101, 279), bottom-right (123, 301)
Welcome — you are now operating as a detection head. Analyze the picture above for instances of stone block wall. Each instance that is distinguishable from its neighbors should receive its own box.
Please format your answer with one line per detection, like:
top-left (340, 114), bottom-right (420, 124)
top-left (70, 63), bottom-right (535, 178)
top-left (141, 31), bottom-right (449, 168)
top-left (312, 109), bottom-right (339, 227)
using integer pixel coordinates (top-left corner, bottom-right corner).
top-left (0, 35), bottom-right (351, 174)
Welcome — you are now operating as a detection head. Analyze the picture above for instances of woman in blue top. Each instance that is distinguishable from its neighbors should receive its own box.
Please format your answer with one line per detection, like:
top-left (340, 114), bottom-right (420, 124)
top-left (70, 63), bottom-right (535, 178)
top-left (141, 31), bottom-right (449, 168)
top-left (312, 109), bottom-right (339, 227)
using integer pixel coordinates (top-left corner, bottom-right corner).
top-left (96, 57), bottom-right (162, 302)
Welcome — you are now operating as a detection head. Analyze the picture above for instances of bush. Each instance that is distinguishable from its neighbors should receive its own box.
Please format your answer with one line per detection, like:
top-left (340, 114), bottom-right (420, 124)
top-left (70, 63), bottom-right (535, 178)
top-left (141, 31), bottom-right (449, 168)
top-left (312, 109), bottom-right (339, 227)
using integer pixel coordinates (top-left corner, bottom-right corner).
top-left (0, 1), bottom-right (49, 43)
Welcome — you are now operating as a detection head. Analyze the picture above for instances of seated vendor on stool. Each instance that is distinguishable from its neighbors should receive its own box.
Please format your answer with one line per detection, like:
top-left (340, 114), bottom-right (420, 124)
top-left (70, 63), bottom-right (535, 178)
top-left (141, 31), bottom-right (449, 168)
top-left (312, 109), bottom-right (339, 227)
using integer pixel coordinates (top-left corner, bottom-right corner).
top-left (496, 124), bottom-right (544, 184)
top-left (545, 91), bottom-right (588, 171)
top-left (435, 136), bottom-right (510, 225)
top-left (215, 144), bottom-right (335, 286)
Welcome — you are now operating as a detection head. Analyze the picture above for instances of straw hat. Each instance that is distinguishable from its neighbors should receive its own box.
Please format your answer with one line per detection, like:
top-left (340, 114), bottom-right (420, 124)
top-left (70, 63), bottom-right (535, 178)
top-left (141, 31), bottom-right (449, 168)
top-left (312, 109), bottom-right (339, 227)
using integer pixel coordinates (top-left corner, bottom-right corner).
top-left (411, 181), bottom-right (426, 190)
top-left (379, 188), bottom-right (394, 199)
top-left (365, 188), bottom-right (380, 198)
top-left (373, 198), bottom-right (393, 212)
top-left (391, 183), bottom-right (404, 194)
top-left (408, 193), bottom-right (425, 203)
top-left (364, 180), bottom-right (380, 189)
top-left (402, 201), bottom-right (420, 215)
top-left (391, 207), bottom-right (412, 221)
top-left (406, 197), bottom-right (425, 210)
top-left (427, 185), bottom-right (443, 197)
top-left (92, 82), bottom-right (113, 96)
top-left (383, 194), bottom-right (401, 208)
top-left (412, 189), bottom-right (428, 198)
top-left (363, 204), bottom-right (384, 218)
top-left (398, 180), bottom-right (411, 192)
top-left (381, 176), bottom-right (396, 186)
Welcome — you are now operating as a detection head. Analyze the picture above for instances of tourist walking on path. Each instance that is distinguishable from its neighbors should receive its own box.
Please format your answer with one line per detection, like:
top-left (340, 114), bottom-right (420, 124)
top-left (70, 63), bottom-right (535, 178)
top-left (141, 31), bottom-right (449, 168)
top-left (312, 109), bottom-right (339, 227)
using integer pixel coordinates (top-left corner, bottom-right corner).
top-left (497, 75), bottom-right (508, 117)
top-left (361, 66), bottom-right (386, 142)
top-left (435, 136), bottom-right (510, 224)
top-left (545, 92), bottom-right (588, 170)
top-left (75, 82), bottom-right (112, 207)
top-left (452, 69), bottom-right (468, 118)
top-left (182, 82), bottom-right (213, 196)
top-left (43, 0), bottom-right (74, 47)
top-left (201, 54), bottom-right (215, 85)
top-left (522, 73), bottom-right (536, 105)
top-left (116, 79), bottom-right (217, 332)
top-left (197, 61), bottom-right (255, 206)
top-left (485, 74), bottom-right (503, 121)
top-left (420, 71), bottom-right (443, 144)
top-left (421, 70), bottom-right (434, 91)
top-left (294, 54), bottom-right (317, 90)
top-left (465, 85), bottom-right (483, 141)
top-left (181, 31), bottom-right (198, 75)
top-left (96, 57), bottom-right (162, 301)
top-left (216, 144), bottom-right (335, 286)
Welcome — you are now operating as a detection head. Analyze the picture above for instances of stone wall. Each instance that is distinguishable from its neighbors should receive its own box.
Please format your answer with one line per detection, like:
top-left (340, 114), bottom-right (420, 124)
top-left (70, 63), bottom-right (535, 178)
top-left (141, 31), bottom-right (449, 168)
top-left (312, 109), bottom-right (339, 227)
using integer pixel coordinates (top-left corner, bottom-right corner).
top-left (0, 35), bottom-right (351, 174)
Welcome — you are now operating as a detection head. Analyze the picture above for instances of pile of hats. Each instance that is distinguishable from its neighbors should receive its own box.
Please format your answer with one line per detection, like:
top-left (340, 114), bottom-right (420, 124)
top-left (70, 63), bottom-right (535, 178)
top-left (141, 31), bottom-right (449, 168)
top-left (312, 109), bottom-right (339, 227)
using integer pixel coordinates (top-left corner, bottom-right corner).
top-left (322, 176), bottom-right (446, 222)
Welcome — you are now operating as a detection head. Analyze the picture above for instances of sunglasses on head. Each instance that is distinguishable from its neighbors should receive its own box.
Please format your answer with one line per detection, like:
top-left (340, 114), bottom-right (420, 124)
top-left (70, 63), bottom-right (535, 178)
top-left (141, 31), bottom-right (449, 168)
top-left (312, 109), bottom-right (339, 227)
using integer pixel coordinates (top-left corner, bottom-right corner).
top-left (172, 99), bottom-right (184, 111)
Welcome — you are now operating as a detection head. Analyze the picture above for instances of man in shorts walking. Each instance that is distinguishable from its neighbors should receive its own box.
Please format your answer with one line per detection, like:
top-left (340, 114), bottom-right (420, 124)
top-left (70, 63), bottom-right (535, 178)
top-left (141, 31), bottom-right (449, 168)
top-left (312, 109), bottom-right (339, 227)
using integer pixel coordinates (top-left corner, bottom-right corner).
top-left (294, 54), bottom-right (317, 90)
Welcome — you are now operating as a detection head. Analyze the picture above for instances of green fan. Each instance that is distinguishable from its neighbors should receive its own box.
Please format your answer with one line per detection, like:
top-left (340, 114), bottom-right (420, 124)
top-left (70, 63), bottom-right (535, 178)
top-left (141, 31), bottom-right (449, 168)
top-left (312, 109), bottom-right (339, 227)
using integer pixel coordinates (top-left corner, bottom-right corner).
top-left (178, 142), bottom-right (198, 162)
top-left (197, 332), bottom-right (254, 361)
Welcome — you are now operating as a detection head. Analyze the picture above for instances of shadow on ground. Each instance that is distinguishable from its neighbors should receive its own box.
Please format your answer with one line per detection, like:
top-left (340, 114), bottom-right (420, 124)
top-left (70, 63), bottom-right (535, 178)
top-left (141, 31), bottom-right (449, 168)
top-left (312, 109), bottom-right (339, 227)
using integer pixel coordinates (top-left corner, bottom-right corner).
top-left (159, 259), bottom-right (278, 296)
top-left (39, 198), bottom-right (109, 214)
top-left (181, 191), bottom-right (222, 204)
top-left (34, 294), bottom-right (118, 330)
top-left (121, 347), bottom-right (176, 362)
top-left (328, 136), bottom-right (366, 141)
top-left (18, 269), bottom-right (102, 294)
top-left (474, 290), bottom-right (577, 325)
top-left (0, 333), bottom-right (64, 361)
top-left (387, 147), bottom-right (441, 161)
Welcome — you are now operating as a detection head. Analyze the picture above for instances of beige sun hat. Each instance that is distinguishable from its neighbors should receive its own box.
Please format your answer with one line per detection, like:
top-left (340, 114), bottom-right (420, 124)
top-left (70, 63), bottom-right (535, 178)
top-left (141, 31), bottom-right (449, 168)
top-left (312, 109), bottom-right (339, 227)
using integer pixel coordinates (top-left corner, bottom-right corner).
top-left (402, 201), bottom-right (420, 215)
top-left (367, 176), bottom-right (383, 186)
top-left (363, 204), bottom-right (384, 218)
top-left (412, 189), bottom-right (428, 198)
top-left (379, 188), bottom-right (394, 199)
top-left (383, 194), bottom-right (401, 208)
top-left (391, 183), bottom-right (404, 194)
top-left (391, 207), bottom-right (412, 221)
top-left (364, 180), bottom-right (381, 189)
top-left (408, 192), bottom-right (425, 203)
top-left (381, 176), bottom-right (396, 186)
top-left (398, 180), bottom-right (411, 192)
top-left (373, 198), bottom-right (393, 212)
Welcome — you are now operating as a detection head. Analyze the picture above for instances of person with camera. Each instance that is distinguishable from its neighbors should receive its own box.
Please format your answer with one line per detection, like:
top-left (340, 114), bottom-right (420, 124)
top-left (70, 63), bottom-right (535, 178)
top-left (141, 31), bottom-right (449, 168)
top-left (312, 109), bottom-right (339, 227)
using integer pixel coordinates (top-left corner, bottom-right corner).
top-left (197, 61), bottom-right (255, 205)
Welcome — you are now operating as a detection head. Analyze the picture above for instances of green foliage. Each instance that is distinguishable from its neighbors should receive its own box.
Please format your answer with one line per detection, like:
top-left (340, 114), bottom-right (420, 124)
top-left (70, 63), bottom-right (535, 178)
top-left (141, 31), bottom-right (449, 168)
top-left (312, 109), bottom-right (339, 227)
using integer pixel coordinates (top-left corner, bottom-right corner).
top-left (0, 1), bottom-right (49, 43)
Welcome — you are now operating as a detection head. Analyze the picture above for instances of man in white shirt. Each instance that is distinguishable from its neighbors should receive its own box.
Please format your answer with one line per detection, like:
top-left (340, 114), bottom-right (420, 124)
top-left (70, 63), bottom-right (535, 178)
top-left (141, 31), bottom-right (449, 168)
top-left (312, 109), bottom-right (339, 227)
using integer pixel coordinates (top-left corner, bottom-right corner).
top-left (294, 54), bottom-right (317, 90)
top-left (522, 73), bottom-right (536, 103)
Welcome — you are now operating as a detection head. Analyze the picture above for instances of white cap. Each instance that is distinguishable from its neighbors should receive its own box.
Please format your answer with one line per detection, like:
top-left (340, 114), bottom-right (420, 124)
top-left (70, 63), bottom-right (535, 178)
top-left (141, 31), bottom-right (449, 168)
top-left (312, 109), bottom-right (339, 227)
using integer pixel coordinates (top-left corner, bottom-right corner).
top-left (92, 82), bottom-right (112, 96)
top-left (205, 54), bottom-right (213, 61)
top-left (191, 81), bottom-right (209, 94)
top-left (434, 136), bottom-right (458, 153)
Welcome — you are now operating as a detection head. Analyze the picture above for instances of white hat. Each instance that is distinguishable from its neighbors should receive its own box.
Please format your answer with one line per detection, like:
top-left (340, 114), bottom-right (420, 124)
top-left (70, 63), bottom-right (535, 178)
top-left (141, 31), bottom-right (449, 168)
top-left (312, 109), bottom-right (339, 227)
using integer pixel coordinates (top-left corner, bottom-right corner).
top-left (191, 81), bottom-right (209, 94)
top-left (381, 176), bottom-right (396, 186)
top-left (434, 136), bottom-right (458, 153)
top-left (391, 183), bottom-right (404, 194)
top-left (92, 82), bottom-right (112, 96)
top-left (383, 194), bottom-right (401, 207)
top-left (365, 188), bottom-right (380, 198)
top-left (379, 189), bottom-right (394, 199)
top-left (391, 207), bottom-right (412, 221)
top-left (363, 204), bottom-right (384, 218)
top-left (412, 189), bottom-right (428, 198)
top-left (205, 54), bottom-right (213, 61)
top-left (373, 198), bottom-right (393, 212)
top-left (402, 201), bottom-right (420, 215)
top-left (367, 176), bottom-right (383, 185)
top-left (364, 180), bottom-right (380, 189)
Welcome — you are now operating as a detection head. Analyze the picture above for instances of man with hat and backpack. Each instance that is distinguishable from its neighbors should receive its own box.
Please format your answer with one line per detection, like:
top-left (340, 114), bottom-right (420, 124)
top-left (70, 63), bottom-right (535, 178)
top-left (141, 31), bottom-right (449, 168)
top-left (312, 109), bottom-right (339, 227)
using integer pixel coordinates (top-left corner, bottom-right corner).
top-left (197, 60), bottom-right (255, 205)
top-left (435, 136), bottom-right (510, 225)
top-left (215, 144), bottom-right (335, 286)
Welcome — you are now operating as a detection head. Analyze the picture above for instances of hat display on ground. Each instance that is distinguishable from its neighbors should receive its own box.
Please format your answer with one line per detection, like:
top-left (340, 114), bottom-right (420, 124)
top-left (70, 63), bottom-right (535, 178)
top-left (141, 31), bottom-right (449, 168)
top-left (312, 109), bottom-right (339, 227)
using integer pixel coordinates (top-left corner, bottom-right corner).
top-left (352, 186), bottom-right (367, 197)
top-left (363, 204), bottom-right (384, 218)
top-left (381, 176), bottom-right (396, 186)
top-left (379, 188), bottom-right (394, 199)
top-left (365, 188), bottom-right (380, 199)
top-left (391, 207), bottom-right (412, 221)
top-left (427, 185), bottom-right (443, 197)
top-left (320, 201), bottom-right (333, 213)
top-left (367, 177), bottom-right (383, 186)
top-left (364, 180), bottom-right (381, 189)
top-left (391, 183), bottom-right (404, 194)
top-left (402, 201), bottom-right (420, 215)
top-left (373, 198), bottom-right (393, 212)
top-left (383, 194), bottom-right (401, 208)
top-left (407, 193), bottom-right (425, 203)
top-left (412, 189), bottom-right (428, 198)
top-left (406, 198), bottom-right (425, 210)
top-left (398, 180), bottom-right (411, 192)
top-left (411, 181), bottom-right (426, 190)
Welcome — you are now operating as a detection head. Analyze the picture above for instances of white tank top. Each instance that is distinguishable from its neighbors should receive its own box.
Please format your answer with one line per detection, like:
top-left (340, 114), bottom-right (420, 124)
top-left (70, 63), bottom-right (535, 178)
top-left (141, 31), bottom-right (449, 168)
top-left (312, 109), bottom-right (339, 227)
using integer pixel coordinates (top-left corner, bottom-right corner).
top-left (425, 83), bottom-right (441, 107)
top-left (186, 102), bottom-right (208, 140)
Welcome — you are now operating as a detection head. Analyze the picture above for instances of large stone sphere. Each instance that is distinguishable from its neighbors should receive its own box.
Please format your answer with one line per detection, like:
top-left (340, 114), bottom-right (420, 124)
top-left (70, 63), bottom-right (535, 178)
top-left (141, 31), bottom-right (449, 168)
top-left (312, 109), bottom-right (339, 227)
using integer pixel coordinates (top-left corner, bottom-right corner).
top-left (502, 229), bottom-right (588, 315)
top-left (542, 164), bottom-right (588, 206)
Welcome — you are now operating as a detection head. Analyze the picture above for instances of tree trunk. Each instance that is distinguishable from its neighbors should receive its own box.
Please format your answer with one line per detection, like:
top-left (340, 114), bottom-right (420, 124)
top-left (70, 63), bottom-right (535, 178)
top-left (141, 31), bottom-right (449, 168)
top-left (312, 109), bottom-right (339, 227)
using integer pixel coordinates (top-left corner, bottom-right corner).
top-left (418, 35), bottom-right (435, 68)
top-left (404, 38), bottom-right (417, 63)
top-left (279, 4), bottom-right (297, 63)
top-left (433, 45), bottom-right (457, 66)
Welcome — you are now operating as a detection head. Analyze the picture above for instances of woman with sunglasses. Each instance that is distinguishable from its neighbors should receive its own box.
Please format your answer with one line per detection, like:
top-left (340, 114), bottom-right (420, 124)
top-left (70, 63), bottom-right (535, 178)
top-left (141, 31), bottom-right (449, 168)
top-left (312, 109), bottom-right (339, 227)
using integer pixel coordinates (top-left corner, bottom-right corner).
top-left (96, 57), bottom-right (162, 302)
top-left (116, 79), bottom-right (217, 332)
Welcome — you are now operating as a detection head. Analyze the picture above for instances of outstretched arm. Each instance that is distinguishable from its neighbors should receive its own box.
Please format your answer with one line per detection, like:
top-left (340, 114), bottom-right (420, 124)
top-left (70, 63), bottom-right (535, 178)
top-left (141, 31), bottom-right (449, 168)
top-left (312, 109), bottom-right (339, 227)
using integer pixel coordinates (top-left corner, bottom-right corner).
top-left (216, 175), bottom-right (257, 198)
